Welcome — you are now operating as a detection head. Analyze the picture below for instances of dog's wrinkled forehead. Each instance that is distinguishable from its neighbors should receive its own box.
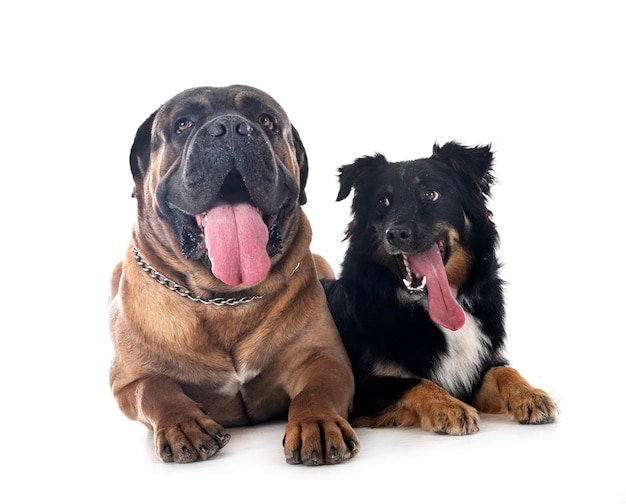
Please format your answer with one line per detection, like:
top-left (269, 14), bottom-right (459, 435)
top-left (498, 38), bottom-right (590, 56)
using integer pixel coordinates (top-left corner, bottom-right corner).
top-left (153, 85), bottom-right (291, 136)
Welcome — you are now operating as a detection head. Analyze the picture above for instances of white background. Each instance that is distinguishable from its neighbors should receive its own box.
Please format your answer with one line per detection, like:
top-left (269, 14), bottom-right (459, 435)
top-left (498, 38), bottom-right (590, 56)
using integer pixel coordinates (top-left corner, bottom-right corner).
top-left (2, 1), bottom-right (624, 502)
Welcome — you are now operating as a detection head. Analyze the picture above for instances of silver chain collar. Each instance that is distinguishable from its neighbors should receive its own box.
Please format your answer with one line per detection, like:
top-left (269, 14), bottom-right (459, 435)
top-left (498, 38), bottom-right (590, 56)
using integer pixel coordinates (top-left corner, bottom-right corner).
top-left (132, 247), bottom-right (263, 307)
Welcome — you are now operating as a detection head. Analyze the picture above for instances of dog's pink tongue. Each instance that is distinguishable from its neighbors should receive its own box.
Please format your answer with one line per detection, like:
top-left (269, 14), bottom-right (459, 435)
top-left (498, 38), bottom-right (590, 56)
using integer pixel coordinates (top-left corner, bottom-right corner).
top-left (407, 244), bottom-right (466, 331)
top-left (199, 202), bottom-right (270, 286)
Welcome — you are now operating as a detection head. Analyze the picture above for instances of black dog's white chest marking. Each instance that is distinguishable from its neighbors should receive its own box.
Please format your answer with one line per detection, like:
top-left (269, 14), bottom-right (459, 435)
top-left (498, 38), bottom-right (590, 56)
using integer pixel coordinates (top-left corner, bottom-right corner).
top-left (371, 310), bottom-right (490, 398)
top-left (432, 311), bottom-right (490, 397)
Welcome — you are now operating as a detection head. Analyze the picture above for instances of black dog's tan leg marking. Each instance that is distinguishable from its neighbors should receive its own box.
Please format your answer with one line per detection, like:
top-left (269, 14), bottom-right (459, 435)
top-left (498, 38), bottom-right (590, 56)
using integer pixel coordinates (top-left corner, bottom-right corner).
top-left (354, 379), bottom-right (479, 435)
top-left (473, 366), bottom-right (558, 424)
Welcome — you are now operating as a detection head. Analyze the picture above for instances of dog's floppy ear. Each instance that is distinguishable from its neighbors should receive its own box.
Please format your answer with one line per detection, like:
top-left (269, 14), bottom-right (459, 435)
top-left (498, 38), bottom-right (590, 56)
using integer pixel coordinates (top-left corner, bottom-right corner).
top-left (291, 126), bottom-right (309, 205)
top-left (337, 153), bottom-right (388, 201)
top-left (432, 142), bottom-right (495, 195)
top-left (130, 110), bottom-right (158, 187)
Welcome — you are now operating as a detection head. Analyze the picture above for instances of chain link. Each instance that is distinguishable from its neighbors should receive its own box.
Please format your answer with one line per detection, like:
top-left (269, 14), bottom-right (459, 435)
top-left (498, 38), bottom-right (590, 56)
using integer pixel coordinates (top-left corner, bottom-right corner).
top-left (132, 247), bottom-right (262, 306)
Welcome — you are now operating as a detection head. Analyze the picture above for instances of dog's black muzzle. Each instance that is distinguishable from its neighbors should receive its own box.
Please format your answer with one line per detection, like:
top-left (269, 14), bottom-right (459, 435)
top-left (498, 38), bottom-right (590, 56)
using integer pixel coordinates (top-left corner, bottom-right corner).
top-left (158, 114), bottom-right (294, 218)
top-left (154, 114), bottom-right (299, 262)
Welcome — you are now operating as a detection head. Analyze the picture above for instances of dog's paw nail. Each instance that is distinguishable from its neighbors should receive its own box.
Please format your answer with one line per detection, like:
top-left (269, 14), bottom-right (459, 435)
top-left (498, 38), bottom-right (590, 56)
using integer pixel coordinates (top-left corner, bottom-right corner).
top-left (200, 445), bottom-right (209, 454)
top-left (348, 440), bottom-right (358, 451)
top-left (292, 449), bottom-right (302, 464)
top-left (330, 446), bottom-right (338, 459)
top-left (311, 450), bottom-right (319, 464)
top-left (182, 446), bottom-right (190, 455)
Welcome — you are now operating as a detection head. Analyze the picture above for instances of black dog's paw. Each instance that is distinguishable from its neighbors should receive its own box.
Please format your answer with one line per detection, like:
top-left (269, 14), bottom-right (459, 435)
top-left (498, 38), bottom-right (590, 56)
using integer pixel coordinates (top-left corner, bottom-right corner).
top-left (508, 387), bottom-right (559, 425)
top-left (420, 399), bottom-right (480, 435)
top-left (353, 379), bottom-right (479, 435)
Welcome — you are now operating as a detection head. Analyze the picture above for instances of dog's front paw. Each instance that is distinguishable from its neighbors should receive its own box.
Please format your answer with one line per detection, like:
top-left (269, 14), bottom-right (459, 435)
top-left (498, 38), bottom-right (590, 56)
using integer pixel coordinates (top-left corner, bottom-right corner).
top-left (508, 386), bottom-right (559, 425)
top-left (419, 396), bottom-right (480, 435)
top-left (352, 379), bottom-right (480, 434)
top-left (399, 380), bottom-right (479, 434)
top-left (154, 407), bottom-right (231, 463)
top-left (283, 415), bottom-right (360, 466)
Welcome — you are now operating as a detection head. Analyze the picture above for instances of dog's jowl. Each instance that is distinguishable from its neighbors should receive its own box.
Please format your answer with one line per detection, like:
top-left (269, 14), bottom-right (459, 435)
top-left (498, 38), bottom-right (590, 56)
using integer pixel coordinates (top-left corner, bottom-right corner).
top-left (108, 86), bottom-right (359, 464)
top-left (322, 142), bottom-right (558, 433)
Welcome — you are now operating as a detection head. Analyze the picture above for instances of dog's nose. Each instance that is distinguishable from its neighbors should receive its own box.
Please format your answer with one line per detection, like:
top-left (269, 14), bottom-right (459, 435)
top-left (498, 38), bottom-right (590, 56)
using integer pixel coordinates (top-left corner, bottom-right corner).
top-left (207, 119), bottom-right (254, 137)
top-left (386, 225), bottom-right (413, 247)
top-left (207, 122), bottom-right (227, 137)
top-left (236, 121), bottom-right (254, 136)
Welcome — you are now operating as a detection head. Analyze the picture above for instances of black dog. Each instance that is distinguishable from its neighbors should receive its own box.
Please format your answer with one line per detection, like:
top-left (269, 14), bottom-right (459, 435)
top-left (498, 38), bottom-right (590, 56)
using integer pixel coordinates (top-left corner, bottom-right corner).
top-left (322, 142), bottom-right (558, 433)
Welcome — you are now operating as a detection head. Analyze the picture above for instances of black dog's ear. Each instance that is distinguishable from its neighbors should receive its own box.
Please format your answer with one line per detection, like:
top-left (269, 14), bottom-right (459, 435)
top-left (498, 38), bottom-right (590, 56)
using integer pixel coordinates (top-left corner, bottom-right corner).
top-left (291, 126), bottom-right (309, 205)
top-left (129, 110), bottom-right (158, 186)
top-left (432, 142), bottom-right (495, 195)
top-left (337, 153), bottom-right (388, 201)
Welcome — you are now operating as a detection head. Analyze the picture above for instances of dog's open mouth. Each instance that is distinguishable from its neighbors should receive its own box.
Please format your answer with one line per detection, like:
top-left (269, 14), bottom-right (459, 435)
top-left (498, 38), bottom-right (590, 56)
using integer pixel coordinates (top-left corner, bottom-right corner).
top-left (397, 240), bottom-right (466, 331)
top-left (171, 172), bottom-right (285, 287)
top-left (397, 240), bottom-right (446, 295)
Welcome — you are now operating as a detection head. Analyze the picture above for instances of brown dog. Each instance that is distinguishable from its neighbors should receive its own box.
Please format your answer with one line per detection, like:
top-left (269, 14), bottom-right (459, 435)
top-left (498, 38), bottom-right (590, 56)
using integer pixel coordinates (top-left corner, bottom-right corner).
top-left (108, 85), bottom-right (359, 465)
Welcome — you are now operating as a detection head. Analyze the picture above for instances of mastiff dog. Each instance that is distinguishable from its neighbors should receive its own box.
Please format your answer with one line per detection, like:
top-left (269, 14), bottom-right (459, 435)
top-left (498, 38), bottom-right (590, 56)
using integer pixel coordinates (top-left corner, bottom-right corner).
top-left (108, 85), bottom-right (359, 465)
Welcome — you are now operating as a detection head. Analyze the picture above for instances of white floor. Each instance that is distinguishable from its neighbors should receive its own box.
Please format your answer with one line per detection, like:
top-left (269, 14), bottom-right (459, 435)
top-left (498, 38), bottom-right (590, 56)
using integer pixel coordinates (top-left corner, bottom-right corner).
top-left (3, 2), bottom-right (624, 503)
top-left (13, 366), bottom-right (621, 503)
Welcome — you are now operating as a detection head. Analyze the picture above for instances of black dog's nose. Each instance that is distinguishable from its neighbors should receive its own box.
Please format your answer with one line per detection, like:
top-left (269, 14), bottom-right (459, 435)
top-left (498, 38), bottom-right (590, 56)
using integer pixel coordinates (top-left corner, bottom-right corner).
top-left (207, 119), bottom-right (254, 137)
top-left (386, 225), bottom-right (412, 247)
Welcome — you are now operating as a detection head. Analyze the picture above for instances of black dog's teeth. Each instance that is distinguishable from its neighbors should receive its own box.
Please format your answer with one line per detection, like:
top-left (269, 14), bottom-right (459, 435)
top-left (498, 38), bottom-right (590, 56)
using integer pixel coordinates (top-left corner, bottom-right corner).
top-left (402, 254), bottom-right (426, 293)
top-left (403, 275), bottom-right (427, 293)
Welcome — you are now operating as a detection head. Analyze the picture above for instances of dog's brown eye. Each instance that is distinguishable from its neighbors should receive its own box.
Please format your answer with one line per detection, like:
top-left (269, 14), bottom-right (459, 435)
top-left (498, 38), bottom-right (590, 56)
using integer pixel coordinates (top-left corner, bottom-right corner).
top-left (423, 190), bottom-right (439, 202)
top-left (378, 197), bottom-right (391, 209)
top-left (258, 114), bottom-right (276, 131)
top-left (175, 119), bottom-right (194, 135)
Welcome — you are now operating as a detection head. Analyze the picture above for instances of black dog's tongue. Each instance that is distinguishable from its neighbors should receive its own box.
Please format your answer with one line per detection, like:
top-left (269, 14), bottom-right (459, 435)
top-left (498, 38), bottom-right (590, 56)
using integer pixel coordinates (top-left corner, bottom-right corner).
top-left (406, 243), bottom-right (466, 331)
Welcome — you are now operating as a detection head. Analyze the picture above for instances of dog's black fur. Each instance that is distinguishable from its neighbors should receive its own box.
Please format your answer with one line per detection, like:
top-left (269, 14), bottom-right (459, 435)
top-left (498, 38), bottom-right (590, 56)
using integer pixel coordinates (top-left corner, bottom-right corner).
top-left (322, 142), bottom-right (557, 431)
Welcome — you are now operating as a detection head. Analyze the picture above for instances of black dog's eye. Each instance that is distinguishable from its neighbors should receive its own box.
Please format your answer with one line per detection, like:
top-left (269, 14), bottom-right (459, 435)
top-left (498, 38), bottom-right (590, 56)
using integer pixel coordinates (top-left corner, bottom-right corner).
top-left (423, 190), bottom-right (440, 202)
top-left (175, 118), bottom-right (194, 135)
top-left (258, 114), bottom-right (277, 131)
top-left (378, 197), bottom-right (391, 210)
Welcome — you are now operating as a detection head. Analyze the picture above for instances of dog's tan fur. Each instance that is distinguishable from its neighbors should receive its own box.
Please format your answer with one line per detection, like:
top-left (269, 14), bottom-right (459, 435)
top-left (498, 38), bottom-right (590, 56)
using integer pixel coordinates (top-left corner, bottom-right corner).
top-left (353, 379), bottom-right (480, 434)
top-left (108, 85), bottom-right (358, 465)
top-left (473, 366), bottom-right (557, 424)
